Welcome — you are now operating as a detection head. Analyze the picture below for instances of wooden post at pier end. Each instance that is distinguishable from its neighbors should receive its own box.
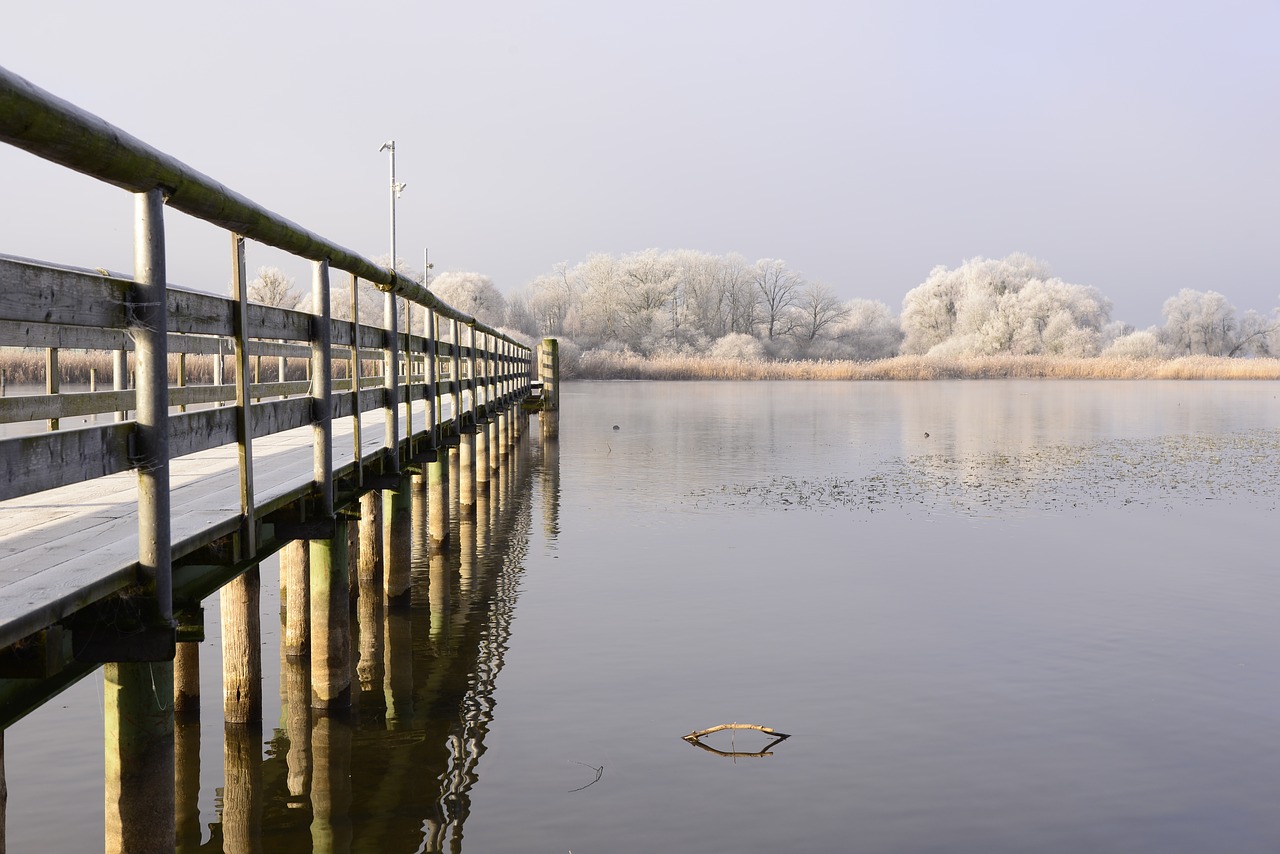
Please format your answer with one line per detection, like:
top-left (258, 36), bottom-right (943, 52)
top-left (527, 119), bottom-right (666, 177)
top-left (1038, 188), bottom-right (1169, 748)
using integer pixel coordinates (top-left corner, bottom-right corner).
top-left (540, 337), bottom-right (560, 440)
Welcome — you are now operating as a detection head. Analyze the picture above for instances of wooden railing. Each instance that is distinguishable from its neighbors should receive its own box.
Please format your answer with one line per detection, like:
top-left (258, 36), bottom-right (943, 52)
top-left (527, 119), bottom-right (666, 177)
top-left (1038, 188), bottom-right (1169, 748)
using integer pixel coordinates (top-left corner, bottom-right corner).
top-left (0, 62), bottom-right (532, 627)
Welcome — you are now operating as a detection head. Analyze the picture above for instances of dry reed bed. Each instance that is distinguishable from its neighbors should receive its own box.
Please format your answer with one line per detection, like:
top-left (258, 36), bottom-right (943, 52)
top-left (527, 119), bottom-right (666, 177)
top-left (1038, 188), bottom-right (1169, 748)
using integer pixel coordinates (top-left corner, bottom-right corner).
top-left (575, 352), bottom-right (1280, 381)
top-left (0, 348), bottom-right (365, 386)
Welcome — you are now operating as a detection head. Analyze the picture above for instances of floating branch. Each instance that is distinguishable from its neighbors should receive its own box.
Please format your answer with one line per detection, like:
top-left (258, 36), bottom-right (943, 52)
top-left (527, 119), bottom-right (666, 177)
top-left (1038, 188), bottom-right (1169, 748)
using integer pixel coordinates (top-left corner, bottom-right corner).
top-left (568, 761), bottom-right (604, 793)
top-left (682, 723), bottom-right (791, 741)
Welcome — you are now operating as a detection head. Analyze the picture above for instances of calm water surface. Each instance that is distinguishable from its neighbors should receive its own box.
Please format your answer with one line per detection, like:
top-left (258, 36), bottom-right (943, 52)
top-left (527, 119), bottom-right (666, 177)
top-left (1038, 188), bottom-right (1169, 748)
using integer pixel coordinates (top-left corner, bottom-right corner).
top-left (8, 380), bottom-right (1280, 852)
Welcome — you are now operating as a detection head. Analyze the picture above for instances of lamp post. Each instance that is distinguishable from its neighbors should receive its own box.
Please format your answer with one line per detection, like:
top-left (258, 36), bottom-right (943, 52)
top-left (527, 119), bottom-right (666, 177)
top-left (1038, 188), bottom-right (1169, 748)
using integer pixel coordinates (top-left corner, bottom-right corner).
top-left (379, 140), bottom-right (407, 468)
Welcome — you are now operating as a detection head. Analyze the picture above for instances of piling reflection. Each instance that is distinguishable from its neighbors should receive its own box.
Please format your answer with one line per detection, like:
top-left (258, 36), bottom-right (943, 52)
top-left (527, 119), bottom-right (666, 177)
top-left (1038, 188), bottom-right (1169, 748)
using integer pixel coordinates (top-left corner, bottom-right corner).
top-left (174, 717), bottom-right (200, 853)
top-left (168, 412), bottom-right (558, 851)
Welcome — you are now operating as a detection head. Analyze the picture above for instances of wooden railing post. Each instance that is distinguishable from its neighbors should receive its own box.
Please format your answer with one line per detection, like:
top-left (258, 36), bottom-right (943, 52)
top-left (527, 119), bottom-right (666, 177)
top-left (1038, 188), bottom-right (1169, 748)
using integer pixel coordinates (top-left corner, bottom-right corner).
top-left (44, 347), bottom-right (58, 431)
top-left (383, 288), bottom-right (400, 476)
top-left (134, 187), bottom-right (172, 628)
top-left (312, 259), bottom-right (334, 519)
top-left (349, 273), bottom-right (363, 488)
top-left (231, 236), bottom-right (256, 559)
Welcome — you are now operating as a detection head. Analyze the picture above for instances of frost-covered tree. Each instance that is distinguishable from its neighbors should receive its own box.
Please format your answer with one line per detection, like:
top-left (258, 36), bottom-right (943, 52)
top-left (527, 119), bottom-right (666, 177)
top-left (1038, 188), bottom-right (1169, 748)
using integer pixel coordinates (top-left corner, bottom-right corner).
top-left (901, 254), bottom-right (1109, 357)
top-left (708, 332), bottom-right (766, 361)
top-left (246, 266), bottom-right (303, 308)
top-left (1102, 329), bottom-right (1167, 359)
top-left (1160, 289), bottom-right (1238, 356)
top-left (430, 271), bottom-right (507, 324)
top-left (826, 300), bottom-right (904, 360)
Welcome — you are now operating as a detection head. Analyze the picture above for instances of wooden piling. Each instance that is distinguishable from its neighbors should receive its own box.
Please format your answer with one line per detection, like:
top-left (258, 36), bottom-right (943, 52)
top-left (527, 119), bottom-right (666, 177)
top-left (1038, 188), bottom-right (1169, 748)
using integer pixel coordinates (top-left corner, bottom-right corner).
top-left (309, 520), bottom-right (352, 710)
top-left (427, 455), bottom-right (449, 552)
top-left (382, 476), bottom-right (412, 603)
top-left (104, 662), bottom-right (174, 854)
top-left (221, 566), bottom-right (262, 723)
top-left (358, 491), bottom-right (382, 587)
top-left (490, 417), bottom-right (502, 471)
top-left (281, 541), bottom-right (309, 658)
top-left (173, 641), bottom-right (201, 716)
top-left (475, 421), bottom-right (490, 496)
top-left (459, 432), bottom-right (476, 515)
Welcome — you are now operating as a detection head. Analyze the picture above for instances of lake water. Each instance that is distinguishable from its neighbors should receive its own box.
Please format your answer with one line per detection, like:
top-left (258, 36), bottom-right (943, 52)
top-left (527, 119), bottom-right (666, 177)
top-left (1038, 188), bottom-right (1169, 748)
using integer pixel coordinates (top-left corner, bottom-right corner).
top-left (8, 379), bottom-right (1280, 852)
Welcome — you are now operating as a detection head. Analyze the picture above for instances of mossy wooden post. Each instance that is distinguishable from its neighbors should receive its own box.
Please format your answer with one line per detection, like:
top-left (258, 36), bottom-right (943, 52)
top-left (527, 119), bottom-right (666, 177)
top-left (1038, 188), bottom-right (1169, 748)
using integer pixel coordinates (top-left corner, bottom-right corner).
top-left (309, 520), bottom-right (351, 710)
top-left (281, 541), bottom-right (309, 658)
top-left (382, 476), bottom-right (412, 603)
top-left (175, 717), bottom-right (200, 853)
top-left (173, 607), bottom-right (202, 716)
top-left (221, 565), bottom-right (262, 723)
top-left (104, 663), bottom-right (174, 854)
top-left (223, 721), bottom-right (264, 853)
top-left (427, 453), bottom-right (449, 552)
top-left (539, 337), bottom-right (559, 441)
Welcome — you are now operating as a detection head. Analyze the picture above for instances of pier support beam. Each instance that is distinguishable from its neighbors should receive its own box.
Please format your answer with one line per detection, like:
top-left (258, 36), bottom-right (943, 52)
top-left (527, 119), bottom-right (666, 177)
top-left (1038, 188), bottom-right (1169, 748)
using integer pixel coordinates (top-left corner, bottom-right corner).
top-left (104, 662), bottom-right (174, 854)
top-left (221, 566), bottom-right (262, 723)
top-left (173, 607), bottom-right (202, 716)
top-left (358, 491), bottom-right (382, 589)
top-left (459, 432), bottom-right (476, 516)
top-left (281, 541), bottom-right (309, 658)
top-left (475, 422), bottom-right (490, 496)
top-left (427, 455), bottom-right (449, 552)
top-left (382, 476), bottom-right (412, 603)
top-left (309, 522), bottom-right (351, 711)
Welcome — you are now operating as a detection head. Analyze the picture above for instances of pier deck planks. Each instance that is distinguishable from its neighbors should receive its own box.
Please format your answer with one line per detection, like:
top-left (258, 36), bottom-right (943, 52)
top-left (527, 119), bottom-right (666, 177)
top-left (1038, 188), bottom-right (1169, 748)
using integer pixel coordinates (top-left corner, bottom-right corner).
top-left (0, 399), bottom-right (445, 649)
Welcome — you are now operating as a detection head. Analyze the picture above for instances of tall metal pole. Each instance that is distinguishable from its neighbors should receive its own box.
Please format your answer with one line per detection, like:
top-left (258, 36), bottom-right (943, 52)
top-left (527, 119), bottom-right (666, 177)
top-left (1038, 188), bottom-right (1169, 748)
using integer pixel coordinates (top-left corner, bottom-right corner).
top-left (379, 141), bottom-right (406, 472)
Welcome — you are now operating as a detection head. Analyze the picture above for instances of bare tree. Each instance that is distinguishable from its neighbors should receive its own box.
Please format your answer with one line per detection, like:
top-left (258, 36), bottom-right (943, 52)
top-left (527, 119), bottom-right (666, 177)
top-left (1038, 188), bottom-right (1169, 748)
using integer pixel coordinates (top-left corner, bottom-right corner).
top-left (753, 258), bottom-right (802, 339)
top-left (793, 282), bottom-right (849, 342)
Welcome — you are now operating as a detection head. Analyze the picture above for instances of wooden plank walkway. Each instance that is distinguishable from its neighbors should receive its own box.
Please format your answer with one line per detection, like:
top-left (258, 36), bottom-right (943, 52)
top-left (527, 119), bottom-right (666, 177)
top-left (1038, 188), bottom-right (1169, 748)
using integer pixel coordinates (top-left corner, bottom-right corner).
top-left (0, 397), bottom-right (450, 649)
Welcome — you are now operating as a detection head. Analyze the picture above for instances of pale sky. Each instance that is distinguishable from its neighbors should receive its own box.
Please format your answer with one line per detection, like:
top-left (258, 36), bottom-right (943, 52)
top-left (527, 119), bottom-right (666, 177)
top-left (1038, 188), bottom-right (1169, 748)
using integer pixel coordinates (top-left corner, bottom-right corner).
top-left (2, 0), bottom-right (1276, 328)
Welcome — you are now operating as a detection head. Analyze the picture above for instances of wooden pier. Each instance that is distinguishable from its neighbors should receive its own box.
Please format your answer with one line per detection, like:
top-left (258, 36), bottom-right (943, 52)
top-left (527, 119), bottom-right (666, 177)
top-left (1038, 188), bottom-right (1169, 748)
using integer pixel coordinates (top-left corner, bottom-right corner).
top-left (0, 63), bottom-right (563, 852)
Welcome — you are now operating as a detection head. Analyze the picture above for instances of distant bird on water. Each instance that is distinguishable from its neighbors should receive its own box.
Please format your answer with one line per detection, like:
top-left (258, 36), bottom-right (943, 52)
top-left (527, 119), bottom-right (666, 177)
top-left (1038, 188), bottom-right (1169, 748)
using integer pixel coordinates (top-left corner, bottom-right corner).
top-left (612, 425), bottom-right (620, 431)
top-left (924, 432), bottom-right (930, 438)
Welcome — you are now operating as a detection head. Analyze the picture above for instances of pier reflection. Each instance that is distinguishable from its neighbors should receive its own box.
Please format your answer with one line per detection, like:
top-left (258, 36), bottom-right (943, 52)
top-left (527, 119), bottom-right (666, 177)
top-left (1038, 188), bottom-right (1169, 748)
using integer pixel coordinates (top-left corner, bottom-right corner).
top-left (184, 412), bottom-right (554, 852)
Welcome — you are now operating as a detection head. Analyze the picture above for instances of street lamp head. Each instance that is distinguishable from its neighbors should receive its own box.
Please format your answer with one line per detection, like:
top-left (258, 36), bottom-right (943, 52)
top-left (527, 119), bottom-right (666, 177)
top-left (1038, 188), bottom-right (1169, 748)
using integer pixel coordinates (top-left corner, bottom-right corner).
top-left (379, 140), bottom-right (395, 152)
top-left (393, 181), bottom-right (407, 198)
